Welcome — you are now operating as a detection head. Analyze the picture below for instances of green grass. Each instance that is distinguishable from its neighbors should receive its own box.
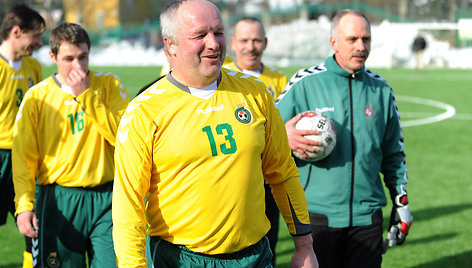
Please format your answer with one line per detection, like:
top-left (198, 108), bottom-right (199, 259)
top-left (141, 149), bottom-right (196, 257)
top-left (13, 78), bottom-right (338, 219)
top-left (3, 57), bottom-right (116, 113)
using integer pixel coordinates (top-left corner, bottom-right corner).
top-left (2, 66), bottom-right (471, 267)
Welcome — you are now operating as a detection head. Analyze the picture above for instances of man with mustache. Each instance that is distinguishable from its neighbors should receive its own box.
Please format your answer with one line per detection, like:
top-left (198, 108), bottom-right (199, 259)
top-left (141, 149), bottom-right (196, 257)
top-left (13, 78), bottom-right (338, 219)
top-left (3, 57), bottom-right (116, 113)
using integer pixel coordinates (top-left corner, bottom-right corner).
top-left (225, 17), bottom-right (287, 102)
top-left (277, 9), bottom-right (413, 268)
top-left (224, 17), bottom-right (288, 266)
top-left (112, 0), bottom-right (318, 267)
top-left (0, 4), bottom-right (45, 267)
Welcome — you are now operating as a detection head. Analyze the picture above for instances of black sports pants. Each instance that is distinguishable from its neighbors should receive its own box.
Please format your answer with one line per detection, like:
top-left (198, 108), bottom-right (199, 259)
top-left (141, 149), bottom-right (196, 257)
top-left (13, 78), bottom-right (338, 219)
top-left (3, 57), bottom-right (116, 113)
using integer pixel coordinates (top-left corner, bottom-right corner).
top-left (310, 212), bottom-right (383, 268)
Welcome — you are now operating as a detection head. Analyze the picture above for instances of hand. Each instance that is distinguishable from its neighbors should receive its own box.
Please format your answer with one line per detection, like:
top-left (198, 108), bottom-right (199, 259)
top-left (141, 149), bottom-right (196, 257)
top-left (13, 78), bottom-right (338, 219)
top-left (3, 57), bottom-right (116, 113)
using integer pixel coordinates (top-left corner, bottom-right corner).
top-left (384, 194), bottom-right (413, 252)
top-left (67, 67), bottom-right (89, 96)
top-left (285, 113), bottom-right (321, 159)
top-left (291, 234), bottom-right (319, 268)
top-left (16, 211), bottom-right (39, 238)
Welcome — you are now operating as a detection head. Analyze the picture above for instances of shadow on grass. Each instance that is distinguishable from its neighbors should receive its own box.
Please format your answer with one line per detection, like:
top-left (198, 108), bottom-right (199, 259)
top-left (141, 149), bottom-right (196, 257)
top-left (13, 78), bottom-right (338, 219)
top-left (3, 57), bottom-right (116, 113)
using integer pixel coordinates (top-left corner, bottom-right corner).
top-left (411, 250), bottom-right (472, 268)
top-left (0, 263), bottom-right (22, 268)
top-left (275, 203), bottom-right (472, 267)
top-left (383, 203), bottom-right (472, 229)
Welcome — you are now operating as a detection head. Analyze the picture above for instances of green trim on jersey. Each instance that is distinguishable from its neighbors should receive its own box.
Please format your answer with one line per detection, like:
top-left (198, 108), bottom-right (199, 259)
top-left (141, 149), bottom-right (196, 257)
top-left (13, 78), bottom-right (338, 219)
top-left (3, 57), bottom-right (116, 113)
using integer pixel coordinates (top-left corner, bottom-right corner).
top-left (12, 70), bottom-right (130, 215)
top-left (0, 56), bottom-right (41, 149)
top-left (113, 68), bottom-right (310, 265)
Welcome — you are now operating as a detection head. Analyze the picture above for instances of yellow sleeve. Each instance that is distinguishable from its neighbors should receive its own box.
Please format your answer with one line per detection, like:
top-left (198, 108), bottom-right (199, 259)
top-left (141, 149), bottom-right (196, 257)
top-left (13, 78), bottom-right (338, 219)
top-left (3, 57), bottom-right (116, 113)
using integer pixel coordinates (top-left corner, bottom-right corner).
top-left (275, 74), bottom-right (288, 100)
top-left (12, 89), bottom-right (39, 215)
top-left (32, 58), bottom-right (42, 82)
top-left (113, 98), bottom-right (153, 267)
top-left (261, 91), bottom-right (311, 235)
top-left (75, 73), bottom-right (130, 146)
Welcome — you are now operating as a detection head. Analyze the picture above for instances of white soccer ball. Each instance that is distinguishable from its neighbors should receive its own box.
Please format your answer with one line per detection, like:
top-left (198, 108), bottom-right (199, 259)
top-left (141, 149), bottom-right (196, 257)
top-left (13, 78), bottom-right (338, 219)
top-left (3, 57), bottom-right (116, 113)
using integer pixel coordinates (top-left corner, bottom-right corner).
top-left (293, 111), bottom-right (337, 162)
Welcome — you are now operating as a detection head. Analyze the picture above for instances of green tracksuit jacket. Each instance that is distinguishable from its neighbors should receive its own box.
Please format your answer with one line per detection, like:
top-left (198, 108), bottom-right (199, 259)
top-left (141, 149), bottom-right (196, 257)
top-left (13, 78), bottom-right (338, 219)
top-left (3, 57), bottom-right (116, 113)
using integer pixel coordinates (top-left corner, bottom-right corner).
top-left (277, 55), bottom-right (408, 228)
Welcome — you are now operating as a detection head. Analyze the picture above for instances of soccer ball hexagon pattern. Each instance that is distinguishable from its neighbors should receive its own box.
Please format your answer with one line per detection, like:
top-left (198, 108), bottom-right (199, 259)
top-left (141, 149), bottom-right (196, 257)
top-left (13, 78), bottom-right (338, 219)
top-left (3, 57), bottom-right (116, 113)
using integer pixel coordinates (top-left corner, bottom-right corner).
top-left (293, 111), bottom-right (337, 162)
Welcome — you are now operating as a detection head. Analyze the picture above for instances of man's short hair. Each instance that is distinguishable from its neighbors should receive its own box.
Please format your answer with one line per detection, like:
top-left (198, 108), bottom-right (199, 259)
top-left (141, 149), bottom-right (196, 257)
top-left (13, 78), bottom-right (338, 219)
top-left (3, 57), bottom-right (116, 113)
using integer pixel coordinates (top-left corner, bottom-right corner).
top-left (0, 4), bottom-right (45, 41)
top-left (49, 22), bottom-right (91, 56)
top-left (330, 9), bottom-right (370, 38)
top-left (160, 0), bottom-right (219, 44)
top-left (160, 0), bottom-right (187, 44)
top-left (234, 17), bottom-right (265, 37)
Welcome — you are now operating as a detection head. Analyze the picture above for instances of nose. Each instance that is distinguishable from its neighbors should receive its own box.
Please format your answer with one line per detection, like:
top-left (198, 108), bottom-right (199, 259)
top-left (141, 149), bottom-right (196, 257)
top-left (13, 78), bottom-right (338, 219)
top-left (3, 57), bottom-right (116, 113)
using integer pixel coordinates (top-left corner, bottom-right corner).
top-left (205, 33), bottom-right (220, 50)
top-left (248, 41), bottom-right (256, 51)
top-left (72, 58), bottom-right (82, 68)
top-left (355, 39), bottom-right (366, 51)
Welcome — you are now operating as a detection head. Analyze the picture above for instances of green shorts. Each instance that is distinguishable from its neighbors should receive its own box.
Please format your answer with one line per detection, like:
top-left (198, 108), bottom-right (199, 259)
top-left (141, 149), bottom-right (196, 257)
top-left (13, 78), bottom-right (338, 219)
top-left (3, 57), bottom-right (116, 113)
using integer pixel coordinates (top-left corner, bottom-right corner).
top-left (149, 236), bottom-right (273, 268)
top-left (34, 183), bottom-right (115, 268)
top-left (0, 149), bottom-right (15, 226)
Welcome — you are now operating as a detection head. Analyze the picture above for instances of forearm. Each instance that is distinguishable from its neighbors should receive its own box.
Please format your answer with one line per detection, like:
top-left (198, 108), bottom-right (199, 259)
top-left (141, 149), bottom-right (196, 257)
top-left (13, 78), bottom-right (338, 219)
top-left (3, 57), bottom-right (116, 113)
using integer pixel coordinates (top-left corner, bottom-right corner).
top-left (270, 177), bottom-right (311, 235)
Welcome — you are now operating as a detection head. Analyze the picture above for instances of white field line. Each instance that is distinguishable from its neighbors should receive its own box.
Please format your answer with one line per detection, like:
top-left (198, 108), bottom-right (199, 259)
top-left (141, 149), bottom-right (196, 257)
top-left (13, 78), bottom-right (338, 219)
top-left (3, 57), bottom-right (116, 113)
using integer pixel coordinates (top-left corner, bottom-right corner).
top-left (396, 95), bottom-right (456, 127)
top-left (401, 112), bottom-right (472, 120)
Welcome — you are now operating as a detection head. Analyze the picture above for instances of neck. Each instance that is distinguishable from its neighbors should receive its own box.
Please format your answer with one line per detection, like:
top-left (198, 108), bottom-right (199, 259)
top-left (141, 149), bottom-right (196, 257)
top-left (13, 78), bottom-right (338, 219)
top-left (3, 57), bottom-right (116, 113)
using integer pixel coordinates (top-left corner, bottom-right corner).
top-left (0, 42), bottom-right (21, 61)
top-left (171, 70), bottom-right (219, 89)
top-left (237, 60), bottom-right (262, 72)
top-left (54, 73), bottom-right (68, 86)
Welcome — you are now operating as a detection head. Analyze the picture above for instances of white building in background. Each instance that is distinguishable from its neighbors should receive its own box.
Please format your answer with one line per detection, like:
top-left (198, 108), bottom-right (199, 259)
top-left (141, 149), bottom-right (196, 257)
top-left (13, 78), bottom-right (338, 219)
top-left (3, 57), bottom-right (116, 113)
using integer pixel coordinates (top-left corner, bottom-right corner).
top-left (34, 17), bottom-right (472, 69)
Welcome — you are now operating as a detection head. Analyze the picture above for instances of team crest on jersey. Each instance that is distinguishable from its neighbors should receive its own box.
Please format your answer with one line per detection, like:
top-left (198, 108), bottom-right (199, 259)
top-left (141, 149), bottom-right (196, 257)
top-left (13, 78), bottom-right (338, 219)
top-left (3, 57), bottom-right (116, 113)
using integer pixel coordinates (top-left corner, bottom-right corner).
top-left (234, 101), bottom-right (252, 124)
top-left (47, 252), bottom-right (60, 267)
top-left (28, 77), bottom-right (35, 88)
top-left (365, 105), bottom-right (373, 117)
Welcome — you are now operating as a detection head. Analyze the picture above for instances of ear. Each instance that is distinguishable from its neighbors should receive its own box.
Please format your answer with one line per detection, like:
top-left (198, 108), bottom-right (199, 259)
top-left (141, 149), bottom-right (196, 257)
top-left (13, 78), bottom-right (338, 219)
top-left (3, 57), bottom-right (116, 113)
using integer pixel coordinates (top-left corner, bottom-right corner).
top-left (49, 50), bottom-right (57, 64)
top-left (11, 25), bottom-right (21, 39)
top-left (262, 37), bottom-right (268, 50)
top-left (329, 36), bottom-right (337, 52)
top-left (230, 36), bottom-right (236, 51)
top-left (163, 37), bottom-right (176, 56)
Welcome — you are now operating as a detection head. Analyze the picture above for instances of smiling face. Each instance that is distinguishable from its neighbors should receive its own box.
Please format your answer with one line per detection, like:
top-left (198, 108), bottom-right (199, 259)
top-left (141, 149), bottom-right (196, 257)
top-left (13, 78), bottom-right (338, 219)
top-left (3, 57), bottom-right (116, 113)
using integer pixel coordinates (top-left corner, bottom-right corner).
top-left (230, 19), bottom-right (267, 71)
top-left (164, 0), bottom-right (225, 88)
top-left (330, 13), bottom-right (371, 73)
top-left (50, 42), bottom-right (89, 84)
top-left (12, 26), bottom-right (43, 59)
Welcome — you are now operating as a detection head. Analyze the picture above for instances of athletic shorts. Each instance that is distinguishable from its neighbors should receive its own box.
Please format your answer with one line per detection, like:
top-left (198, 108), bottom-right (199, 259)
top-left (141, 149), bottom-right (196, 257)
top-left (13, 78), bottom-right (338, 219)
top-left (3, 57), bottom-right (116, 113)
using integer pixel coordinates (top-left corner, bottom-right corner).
top-left (33, 182), bottom-right (115, 268)
top-left (0, 149), bottom-right (15, 226)
top-left (149, 236), bottom-right (273, 268)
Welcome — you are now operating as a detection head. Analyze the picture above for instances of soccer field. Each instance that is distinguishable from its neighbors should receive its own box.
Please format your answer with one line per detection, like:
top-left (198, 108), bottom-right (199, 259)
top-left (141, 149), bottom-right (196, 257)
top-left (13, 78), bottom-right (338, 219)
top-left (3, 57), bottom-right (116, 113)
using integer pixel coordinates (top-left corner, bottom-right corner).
top-left (1, 66), bottom-right (471, 267)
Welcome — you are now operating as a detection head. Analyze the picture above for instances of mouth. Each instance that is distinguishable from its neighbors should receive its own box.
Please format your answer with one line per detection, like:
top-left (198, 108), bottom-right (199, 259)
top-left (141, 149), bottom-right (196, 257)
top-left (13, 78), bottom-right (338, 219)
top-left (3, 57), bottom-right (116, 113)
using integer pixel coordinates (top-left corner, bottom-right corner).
top-left (352, 52), bottom-right (366, 60)
top-left (242, 51), bottom-right (259, 58)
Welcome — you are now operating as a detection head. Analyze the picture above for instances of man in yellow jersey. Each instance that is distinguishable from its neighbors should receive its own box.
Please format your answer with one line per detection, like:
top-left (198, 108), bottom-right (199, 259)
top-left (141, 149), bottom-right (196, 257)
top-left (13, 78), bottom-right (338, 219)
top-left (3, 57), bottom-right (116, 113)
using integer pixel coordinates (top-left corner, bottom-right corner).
top-left (12, 22), bottom-right (129, 267)
top-left (225, 17), bottom-right (288, 266)
top-left (0, 4), bottom-right (45, 267)
top-left (225, 17), bottom-right (287, 102)
top-left (112, 0), bottom-right (318, 267)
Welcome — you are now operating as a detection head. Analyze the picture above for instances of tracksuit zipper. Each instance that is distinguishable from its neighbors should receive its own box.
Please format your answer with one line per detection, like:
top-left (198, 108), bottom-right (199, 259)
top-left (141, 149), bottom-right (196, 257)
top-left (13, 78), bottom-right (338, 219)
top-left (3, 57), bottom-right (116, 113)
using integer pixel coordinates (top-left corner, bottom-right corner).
top-left (348, 74), bottom-right (355, 227)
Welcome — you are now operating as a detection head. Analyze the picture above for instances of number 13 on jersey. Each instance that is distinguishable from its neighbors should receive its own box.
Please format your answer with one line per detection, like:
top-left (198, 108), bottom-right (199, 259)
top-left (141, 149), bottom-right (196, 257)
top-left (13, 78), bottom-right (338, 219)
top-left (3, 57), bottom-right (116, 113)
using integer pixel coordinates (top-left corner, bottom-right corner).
top-left (202, 123), bottom-right (237, 156)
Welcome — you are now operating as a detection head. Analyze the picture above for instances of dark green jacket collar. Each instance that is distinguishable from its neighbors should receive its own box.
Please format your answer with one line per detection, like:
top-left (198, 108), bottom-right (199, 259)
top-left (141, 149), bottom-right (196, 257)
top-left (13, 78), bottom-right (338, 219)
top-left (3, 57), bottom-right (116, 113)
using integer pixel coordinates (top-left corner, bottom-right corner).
top-left (325, 54), bottom-right (365, 79)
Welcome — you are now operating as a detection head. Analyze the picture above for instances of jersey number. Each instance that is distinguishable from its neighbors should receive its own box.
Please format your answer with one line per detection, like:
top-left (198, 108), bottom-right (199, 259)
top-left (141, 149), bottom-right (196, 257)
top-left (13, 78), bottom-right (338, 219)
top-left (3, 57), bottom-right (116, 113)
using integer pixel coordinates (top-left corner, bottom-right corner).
top-left (15, 89), bottom-right (23, 107)
top-left (202, 123), bottom-right (237, 156)
top-left (67, 112), bottom-right (84, 135)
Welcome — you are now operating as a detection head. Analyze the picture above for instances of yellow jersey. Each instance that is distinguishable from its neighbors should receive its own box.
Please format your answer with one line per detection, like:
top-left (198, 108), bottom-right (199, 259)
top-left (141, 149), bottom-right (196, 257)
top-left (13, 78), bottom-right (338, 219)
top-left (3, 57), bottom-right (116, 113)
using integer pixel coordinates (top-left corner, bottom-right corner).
top-left (13, 71), bottom-right (130, 215)
top-left (223, 61), bottom-right (287, 101)
top-left (112, 68), bottom-right (310, 267)
top-left (0, 55), bottom-right (42, 149)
